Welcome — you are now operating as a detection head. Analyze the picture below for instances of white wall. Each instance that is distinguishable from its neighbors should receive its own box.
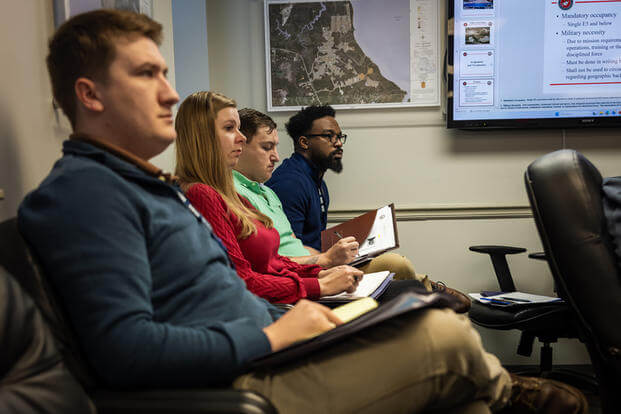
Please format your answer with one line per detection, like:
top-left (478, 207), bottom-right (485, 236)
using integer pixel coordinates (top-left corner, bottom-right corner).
top-left (203, 0), bottom-right (621, 364)
top-left (0, 1), bottom-right (66, 221)
top-left (0, 1), bottom-right (176, 221)
top-left (149, 0), bottom-right (177, 171)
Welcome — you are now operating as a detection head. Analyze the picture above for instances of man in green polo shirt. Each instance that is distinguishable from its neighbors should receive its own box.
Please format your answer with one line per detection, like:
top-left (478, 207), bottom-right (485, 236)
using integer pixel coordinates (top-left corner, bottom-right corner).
top-left (233, 108), bottom-right (358, 268)
top-left (233, 108), bottom-right (421, 276)
top-left (233, 108), bottom-right (472, 312)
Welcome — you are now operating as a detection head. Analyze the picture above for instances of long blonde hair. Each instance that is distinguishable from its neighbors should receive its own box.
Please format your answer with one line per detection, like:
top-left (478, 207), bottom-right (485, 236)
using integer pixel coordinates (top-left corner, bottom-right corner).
top-left (175, 91), bottom-right (273, 239)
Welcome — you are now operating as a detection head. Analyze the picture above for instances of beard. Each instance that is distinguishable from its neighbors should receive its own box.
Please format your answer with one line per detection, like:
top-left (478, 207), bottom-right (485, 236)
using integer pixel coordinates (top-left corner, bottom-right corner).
top-left (328, 154), bottom-right (343, 173)
top-left (311, 149), bottom-right (343, 174)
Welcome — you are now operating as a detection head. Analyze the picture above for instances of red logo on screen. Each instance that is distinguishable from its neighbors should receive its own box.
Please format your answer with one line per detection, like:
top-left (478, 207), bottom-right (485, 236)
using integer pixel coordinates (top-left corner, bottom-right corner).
top-left (559, 0), bottom-right (573, 10)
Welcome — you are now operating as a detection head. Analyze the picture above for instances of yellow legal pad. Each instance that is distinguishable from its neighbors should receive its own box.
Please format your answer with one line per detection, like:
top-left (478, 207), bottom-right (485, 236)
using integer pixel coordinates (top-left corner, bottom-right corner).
top-left (332, 297), bottom-right (379, 323)
top-left (304, 298), bottom-right (379, 341)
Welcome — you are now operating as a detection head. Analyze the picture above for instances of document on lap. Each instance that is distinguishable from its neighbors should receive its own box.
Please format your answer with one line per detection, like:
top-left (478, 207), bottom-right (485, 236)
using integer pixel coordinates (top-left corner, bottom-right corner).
top-left (469, 291), bottom-right (564, 307)
top-left (319, 271), bottom-right (394, 302)
top-left (321, 204), bottom-right (399, 266)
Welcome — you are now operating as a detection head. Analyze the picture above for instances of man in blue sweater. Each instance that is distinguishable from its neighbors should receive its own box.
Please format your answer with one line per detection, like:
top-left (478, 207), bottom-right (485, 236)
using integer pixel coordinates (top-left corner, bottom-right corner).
top-left (17, 9), bottom-right (586, 414)
top-left (266, 105), bottom-right (339, 251)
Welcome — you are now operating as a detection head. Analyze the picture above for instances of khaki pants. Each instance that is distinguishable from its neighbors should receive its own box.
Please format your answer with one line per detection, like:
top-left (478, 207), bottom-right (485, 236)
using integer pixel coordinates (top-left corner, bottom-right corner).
top-left (234, 309), bottom-right (511, 414)
top-left (359, 252), bottom-right (421, 282)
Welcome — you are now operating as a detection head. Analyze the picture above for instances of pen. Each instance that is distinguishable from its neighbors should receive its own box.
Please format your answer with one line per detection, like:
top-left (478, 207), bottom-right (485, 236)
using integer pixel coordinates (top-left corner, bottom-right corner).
top-left (479, 297), bottom-right (512, 305)
top-left (335, 231), bottom-right (343, 239)
top-left (499, 296), bottom-right (531, 303)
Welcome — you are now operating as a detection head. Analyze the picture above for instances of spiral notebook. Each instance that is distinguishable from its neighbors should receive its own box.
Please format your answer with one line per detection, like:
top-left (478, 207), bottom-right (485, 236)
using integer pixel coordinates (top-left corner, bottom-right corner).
top-left (319, 271), bottom-right (394, 303)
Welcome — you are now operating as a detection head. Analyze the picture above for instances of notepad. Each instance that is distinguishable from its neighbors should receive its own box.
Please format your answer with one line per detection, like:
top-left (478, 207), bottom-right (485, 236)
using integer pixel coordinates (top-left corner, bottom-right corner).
top-left (357, 205), bottom-right (397, 257)
top-left (321, 204), bottom-right (399, 265)
top-left (332, 297), bottom-right (379, 323)
top-left (319, 271), bottom-right (393, 302)
top-left (304, 298), bottom-right (379, 340)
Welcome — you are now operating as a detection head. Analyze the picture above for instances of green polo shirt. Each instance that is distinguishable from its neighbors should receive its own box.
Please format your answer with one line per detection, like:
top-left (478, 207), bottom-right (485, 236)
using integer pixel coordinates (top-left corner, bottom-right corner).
top-left (233, 170), bottom-right (310, 257)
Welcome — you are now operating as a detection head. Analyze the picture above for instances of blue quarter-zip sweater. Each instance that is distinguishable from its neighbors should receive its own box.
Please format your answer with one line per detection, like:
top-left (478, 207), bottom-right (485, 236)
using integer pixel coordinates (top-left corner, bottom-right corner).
top-left (18, 140), bottom-right (282, 388)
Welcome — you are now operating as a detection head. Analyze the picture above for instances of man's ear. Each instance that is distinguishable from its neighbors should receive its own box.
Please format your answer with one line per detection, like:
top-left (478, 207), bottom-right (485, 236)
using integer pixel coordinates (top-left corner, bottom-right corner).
top-left (298, 136), bottom-right (309, 150)
top-left (74, 77), bottom-right (104, 113)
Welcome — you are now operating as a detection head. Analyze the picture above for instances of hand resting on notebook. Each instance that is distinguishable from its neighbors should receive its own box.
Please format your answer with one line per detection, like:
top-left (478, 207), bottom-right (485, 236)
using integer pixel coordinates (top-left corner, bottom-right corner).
top-left (317, 265), bottom-right (363, 296)
top-left (263, 300), bottom-right (343, 351)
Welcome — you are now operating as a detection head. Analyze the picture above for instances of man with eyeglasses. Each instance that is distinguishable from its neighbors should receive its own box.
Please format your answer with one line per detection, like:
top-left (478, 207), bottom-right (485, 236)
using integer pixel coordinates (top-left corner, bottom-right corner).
top-left (234, 108), bottom-right (411, 278)
top-left (265, 106), bottom-right (423, 280)
top-left (266, 106), bottom-right (473, 309)
top-left (233, 108), bottom-right (360, 269)
top-left (267, 105), bottom-right (344, 253)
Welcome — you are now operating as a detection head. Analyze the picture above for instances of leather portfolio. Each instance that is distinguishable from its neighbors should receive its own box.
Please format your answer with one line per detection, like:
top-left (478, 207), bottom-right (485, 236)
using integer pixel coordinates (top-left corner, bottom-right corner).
top-left (321, 204), bottom-right (399, 266)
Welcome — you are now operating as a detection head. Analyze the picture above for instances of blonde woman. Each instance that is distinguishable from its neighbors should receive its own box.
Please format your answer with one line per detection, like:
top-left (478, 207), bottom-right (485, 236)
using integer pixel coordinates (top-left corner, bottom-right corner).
top-left (175, 91), bottom-right (363, 304)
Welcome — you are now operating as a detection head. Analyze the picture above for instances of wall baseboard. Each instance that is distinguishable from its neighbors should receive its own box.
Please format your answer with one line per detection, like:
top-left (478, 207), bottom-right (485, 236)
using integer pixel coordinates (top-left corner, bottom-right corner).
top-left (328, 205), bottom-right (532, 223)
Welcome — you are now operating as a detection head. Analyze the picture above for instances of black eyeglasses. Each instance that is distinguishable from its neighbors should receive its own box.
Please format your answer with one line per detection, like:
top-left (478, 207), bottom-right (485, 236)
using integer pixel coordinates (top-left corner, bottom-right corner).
top-left (305, 132), bottom-right (347, 145)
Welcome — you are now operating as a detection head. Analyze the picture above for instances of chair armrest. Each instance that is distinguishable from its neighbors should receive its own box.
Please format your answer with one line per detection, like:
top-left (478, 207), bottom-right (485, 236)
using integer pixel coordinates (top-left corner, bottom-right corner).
top-left (528, 252), bottom-right (547, 261)
top-left (92, 389), bottom-right (277, 414)
top-left (469, 245), bottom-right (527, 292)
top-left (469, 245), bottom-right (526, 255)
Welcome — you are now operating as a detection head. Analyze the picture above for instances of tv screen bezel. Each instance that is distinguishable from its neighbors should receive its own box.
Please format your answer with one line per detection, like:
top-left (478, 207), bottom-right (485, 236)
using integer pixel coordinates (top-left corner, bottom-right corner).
top-left (446, 0), bottom-right (621, 130)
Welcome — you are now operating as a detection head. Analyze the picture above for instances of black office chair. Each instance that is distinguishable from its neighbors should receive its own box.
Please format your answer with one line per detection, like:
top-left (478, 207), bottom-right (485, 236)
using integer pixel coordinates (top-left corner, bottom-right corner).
top-left (0, 266), bottom-right (96, 413)
top-left (0, 217), bottom-right (277, 414)
top-left (467, 246), bottom-right (593, 389)
top-left (525, 149), bottom-right (621, 414)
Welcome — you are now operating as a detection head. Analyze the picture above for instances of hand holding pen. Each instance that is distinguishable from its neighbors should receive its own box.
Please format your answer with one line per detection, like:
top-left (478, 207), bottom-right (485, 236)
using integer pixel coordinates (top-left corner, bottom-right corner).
top-left (321, 231), bottom-right (359, 267)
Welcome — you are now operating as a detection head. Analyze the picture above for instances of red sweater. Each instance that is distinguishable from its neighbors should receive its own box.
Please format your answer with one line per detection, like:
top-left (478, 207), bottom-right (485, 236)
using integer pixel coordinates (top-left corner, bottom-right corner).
top-left (186, 183), bottom-right (321, 303)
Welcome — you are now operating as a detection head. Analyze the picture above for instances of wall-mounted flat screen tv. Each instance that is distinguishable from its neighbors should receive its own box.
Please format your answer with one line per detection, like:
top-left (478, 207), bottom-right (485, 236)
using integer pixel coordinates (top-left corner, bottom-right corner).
top-left (447, 0), bottom-right (621, 129)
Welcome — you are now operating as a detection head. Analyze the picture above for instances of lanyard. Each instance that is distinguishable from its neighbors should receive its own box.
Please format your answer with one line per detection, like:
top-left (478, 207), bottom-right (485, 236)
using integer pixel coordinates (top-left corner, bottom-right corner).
top-left (174, 188), bottom-right (235, 270)
top-left (70, 133), bottom-right (234, 269)
top-left (318, 185), bottom-right (328, 228)
top-left (318, 187), bottom-right (326, 214)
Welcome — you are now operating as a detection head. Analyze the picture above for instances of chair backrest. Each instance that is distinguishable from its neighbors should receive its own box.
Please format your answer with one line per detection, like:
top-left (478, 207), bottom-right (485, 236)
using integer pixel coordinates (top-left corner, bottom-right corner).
top-left (0, 217), bottom-right (97, 390)
top-left (0, 266), bottom-right (96, 413)
top-left (525, 149), bottom-right (621, 411)
top-left (0, 217), bottom-right (279, 413)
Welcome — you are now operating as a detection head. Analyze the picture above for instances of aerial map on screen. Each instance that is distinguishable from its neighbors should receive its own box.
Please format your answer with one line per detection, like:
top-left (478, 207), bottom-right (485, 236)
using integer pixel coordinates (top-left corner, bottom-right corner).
top-left (268, 1), bottom-right (409, 108)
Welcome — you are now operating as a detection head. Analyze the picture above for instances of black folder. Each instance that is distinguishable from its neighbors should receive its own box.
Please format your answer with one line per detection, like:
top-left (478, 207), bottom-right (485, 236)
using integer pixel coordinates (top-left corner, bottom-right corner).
top-left (249, 291), bottom-right (461, 370)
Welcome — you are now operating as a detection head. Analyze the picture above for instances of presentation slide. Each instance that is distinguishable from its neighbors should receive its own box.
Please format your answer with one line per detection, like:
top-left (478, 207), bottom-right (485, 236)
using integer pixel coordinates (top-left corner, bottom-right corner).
top-left (459, 20), bottom-right (495, 48)
top-left (460, 50), bottom-right (494, 77)
top-left (459, 79), bottom-right (494, 106)
top-left (543, 3), bottom-right (621, 94)
top-left (462, 0), bottom-right (495, 17)
top-left (452, 0), bottom-right (621, 121)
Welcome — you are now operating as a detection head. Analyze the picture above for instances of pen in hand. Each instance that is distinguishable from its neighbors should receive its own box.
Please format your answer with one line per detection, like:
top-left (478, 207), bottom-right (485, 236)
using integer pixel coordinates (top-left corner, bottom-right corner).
top-left (335, 231), bottom-right (343, 239)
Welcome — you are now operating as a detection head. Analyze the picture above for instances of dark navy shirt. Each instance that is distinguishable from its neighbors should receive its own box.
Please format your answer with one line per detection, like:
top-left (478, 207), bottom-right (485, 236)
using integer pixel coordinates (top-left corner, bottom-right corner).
top-left (266, 153), bottom-right (329, 251)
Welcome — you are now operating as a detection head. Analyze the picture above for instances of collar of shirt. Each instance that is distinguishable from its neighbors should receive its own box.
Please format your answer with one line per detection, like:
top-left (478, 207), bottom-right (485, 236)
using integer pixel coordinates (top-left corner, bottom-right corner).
top-left (232, 169), bottom-right (264, 195)
top-left (291, 152), bottom-right (324, 186)
top-left (232, 169), bottom-right (282, 209)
